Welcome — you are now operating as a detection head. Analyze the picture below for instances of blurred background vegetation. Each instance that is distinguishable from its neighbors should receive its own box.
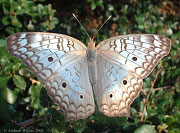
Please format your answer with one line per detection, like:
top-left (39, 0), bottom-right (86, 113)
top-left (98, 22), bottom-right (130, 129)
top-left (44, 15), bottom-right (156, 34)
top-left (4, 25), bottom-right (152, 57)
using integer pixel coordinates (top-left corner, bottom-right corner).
top-left (0, 0), bottom-right (179, 132)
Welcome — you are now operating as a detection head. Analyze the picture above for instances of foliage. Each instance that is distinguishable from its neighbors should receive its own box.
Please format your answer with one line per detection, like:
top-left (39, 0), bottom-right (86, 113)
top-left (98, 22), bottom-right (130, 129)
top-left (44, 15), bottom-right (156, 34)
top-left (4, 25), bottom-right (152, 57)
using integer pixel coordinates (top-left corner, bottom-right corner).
top-left (0, 0), bottom-right (58, 38)
top-left (0, 0), bottom-right (180, 132)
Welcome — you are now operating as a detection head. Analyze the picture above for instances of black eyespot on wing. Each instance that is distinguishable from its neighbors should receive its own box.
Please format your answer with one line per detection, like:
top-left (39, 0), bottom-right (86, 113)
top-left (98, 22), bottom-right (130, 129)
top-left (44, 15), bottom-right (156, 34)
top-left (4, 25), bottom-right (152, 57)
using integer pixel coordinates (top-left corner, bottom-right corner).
top-left (132, 57), bottom-right (137, 61)
top-left (123, 80), bottom-right (127, 85)
top-left (110, 93), bottom-right (113, 98)
top-left (62, 82), bottom-right (67, 88)
top-left (80, 94), bottom-right (83, 99)
top-left (48, 57), bottom-right (54, 62)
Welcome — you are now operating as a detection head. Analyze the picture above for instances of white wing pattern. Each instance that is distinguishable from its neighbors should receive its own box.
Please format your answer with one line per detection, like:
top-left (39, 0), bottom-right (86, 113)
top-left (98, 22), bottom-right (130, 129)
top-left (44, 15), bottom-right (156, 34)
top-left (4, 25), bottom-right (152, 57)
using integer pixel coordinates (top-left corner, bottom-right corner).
top-left (95, 34), bottom-right (171, 117)
top-left (6, 32), bottom-right (94, 121)
top-left (6, 32), bottom-right (171, 121)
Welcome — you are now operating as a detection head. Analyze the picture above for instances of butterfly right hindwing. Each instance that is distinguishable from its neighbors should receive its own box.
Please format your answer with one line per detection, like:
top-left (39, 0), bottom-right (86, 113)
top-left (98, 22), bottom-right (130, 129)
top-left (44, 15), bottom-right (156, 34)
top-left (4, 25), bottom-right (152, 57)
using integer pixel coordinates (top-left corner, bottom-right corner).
top-left (94, 52), bottom-right (143, 117)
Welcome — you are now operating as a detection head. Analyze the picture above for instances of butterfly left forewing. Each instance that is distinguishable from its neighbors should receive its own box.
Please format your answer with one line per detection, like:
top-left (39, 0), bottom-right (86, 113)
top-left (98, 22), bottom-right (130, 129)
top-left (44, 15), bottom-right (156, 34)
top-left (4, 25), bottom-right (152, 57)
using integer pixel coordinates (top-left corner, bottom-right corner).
top-left (95, 34), bottom-right (171, 117)
top-left (6, 32), bottom-right (87, 81)
top-left (6, 32), bottom-right (95, 121)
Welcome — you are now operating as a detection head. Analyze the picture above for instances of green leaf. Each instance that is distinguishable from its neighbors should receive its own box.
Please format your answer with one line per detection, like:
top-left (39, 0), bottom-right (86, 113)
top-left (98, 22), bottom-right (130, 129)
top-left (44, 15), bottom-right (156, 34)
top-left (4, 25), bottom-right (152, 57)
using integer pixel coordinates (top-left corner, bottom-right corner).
top-left (19, 68), bottom-right (34, 78)
top-left (134, 124), bottom-right (156, 133)
top-left (47, 108), bottom-right (62, 119)
top-left (138, 25), bottom-right (144, 30)
top-left (0, 76), bottom-right (11, 89)
top-left (12, 63), bottom-right (21, 73)
top-left (130, 107), bottom-right (138, 117)
top-left (27, 20), bottom-right (35, 30)
top-left (144, 21), bottom-right (155, 33)
top-left (2, 16), bottom-right (10, 26)
top-left (5, 27), bottom-right (15, 34)
top-left (172, 31), bottom-right (180, 40)
top-left (2, 3), bottom-right (9, 14)
top-left (96, 0), bottom-right (104, 10)
top-left (48, 108), bottom-right (66, 132)
top-left (0, 96), bottom-right (16, 123)
top-left (0, 56), bottom-right (10, 66)
top-left (91, 2), bottom-right (96, 10)
top-left (3, 64), bottom-right (13, 75)
top-left (11, 17), bottom-right (22, 28)
top-left (73, 119), bottom-right (86, 133)
top-left (39, 87), bottom-right (49, 107)
top-left (1, 87), bottom-right (17, 104)
top-left (164, 115), bottom-right (175, 125)
top-left (0, 39), bottom-right (6, 46)
top-left (123, 122), bottom-right (136, 132)
top-left (29, 84), bottom-right (43, 109)
top-left (135, 15), bottom-right (145, 25)
top-left (166, 28), bottom-right (173, 36)
top-left (0, 45), bottom-right (11, 59)
top-left (175, 98), bottom-right (180, 108)
top-left (13, 75), bottom-right (26, 90)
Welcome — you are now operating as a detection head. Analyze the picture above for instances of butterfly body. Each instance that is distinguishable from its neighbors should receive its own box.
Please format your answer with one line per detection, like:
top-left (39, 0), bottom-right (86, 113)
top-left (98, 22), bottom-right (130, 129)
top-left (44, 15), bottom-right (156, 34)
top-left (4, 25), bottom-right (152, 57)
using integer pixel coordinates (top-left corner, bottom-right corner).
top-left (6, 32), bottom-right (171, 121)
top-left (87, 40), bottom-right (97, 86)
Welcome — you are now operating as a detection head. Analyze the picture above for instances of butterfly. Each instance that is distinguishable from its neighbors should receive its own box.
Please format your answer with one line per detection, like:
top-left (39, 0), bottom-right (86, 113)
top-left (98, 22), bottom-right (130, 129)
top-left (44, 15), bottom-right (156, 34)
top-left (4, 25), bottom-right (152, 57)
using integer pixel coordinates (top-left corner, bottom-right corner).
top-left (6, 32), bottom-right (171, 122)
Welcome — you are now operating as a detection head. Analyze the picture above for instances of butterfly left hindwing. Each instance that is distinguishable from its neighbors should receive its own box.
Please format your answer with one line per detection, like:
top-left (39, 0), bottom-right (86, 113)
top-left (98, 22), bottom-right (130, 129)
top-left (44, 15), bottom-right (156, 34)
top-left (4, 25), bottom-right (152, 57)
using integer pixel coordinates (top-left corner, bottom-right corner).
top-left (45, 53), bottom-right (94, 121)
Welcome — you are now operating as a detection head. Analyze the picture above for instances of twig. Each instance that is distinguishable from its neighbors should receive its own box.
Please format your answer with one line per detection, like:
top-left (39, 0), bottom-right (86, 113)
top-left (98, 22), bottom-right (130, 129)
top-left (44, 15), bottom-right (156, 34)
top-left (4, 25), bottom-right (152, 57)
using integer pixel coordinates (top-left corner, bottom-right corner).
top-left (16, 106), bottom-right (61, 127)
top-left (17, 114), bottom-right (50, 127)
top-left (140, 64), bottom-right (162, 122)
top-left (141, 89), bottom-right (147, 95)
top-left (29, 78), bottom-right (41, 85)
top-left (29, 78), bottom-right (45, 88)
top-left (142, 86), bottom-right (174, 92)
top-left (153, 86), bottom-right (174, 91)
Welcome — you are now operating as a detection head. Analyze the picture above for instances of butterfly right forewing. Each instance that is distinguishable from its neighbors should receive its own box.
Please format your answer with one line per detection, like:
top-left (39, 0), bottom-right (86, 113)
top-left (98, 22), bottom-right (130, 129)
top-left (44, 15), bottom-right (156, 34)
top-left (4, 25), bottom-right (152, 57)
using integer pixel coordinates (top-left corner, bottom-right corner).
top-left (6, 32), bottom-right (94, 121)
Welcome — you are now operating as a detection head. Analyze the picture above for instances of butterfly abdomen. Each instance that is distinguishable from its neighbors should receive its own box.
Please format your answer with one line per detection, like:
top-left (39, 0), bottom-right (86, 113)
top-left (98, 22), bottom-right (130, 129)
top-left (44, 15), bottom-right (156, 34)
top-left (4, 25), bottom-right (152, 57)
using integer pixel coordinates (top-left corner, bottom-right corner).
top-left (87, 45), bottom-right (97, 86)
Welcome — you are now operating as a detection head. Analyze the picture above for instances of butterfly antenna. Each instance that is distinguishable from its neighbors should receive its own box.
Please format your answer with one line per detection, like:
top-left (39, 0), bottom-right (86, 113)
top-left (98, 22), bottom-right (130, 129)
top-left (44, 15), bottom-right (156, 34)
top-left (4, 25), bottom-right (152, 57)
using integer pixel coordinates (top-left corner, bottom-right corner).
top-left (72, 13), bottom-right (91, 41)
top-left (92, 15), bottom-right (112, 40)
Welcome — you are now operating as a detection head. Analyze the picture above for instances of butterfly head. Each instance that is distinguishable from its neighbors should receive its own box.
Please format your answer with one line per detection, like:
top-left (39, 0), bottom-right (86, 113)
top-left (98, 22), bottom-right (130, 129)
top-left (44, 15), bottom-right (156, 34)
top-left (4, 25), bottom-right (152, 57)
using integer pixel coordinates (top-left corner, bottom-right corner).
top-left (88, 39), bottom-right (95, 48)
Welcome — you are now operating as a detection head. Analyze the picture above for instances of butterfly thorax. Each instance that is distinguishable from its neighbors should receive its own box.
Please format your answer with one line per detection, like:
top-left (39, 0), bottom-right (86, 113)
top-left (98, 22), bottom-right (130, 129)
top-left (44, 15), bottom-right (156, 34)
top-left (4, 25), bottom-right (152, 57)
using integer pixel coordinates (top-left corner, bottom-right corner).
top-left (87, 40), bottom-right (97, 86)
